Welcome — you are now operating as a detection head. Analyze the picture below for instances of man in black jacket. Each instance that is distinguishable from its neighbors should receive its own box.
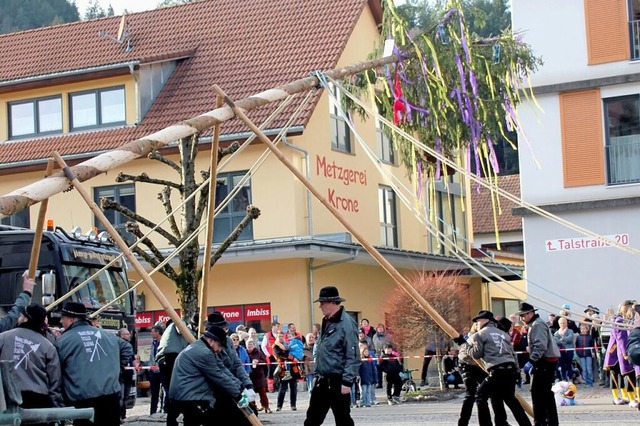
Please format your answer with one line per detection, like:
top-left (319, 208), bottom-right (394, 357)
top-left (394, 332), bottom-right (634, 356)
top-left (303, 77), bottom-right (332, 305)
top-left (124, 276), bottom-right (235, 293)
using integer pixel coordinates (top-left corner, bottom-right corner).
top-left (304, 286), bottom-right (360, 426)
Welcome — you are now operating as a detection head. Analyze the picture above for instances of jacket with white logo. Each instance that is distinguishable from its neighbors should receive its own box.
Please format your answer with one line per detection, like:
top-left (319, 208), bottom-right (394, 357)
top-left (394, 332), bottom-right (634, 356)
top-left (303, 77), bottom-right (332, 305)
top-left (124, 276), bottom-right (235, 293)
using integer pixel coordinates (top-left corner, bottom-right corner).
top-left (464, 322), bottom-right (518, 369)
top-left (0, 325), bottom-right (62, 406)
top-left (55, 320), bottom-right (132, 402)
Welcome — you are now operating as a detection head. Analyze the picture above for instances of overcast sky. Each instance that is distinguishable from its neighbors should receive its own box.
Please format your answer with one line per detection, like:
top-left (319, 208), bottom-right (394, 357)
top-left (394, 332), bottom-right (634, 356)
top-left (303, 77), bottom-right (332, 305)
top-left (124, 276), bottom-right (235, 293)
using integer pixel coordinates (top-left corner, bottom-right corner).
top-left (72, 0), bottom-right (158, 17)
top-left (72, 0), bottom-right (409, 17)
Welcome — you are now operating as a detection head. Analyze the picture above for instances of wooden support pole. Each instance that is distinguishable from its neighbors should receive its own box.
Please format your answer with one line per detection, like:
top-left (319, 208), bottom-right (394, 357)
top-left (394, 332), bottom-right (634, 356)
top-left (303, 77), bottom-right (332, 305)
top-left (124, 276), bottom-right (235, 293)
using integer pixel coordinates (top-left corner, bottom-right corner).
top-left (51, 152), bottom-right (263, 426)
top-left (198, 95), bottom-right (223, 337)
top-left (213, 85), bottom-right (534, 418)
top-left (28, 158), bottom-right (55, 279)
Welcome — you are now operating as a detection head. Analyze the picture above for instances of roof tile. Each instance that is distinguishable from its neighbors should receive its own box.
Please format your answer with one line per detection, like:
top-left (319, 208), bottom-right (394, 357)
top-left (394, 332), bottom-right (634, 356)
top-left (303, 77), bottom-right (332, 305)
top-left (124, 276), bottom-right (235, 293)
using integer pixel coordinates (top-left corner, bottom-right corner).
top-left (470, 174), bottom-right (522, 234)
top-left (0, 0), bottom-right (372, 166)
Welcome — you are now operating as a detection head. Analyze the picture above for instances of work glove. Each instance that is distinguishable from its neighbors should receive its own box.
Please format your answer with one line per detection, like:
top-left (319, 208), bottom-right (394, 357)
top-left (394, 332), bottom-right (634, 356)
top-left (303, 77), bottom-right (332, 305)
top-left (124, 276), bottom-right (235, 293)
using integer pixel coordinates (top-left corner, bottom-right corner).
top-left (237, 392), bottom-right (250, 409)
top-left (243, 388), bottom-right (257, 402)
top-left (452, 334), bottom-right (466, 345)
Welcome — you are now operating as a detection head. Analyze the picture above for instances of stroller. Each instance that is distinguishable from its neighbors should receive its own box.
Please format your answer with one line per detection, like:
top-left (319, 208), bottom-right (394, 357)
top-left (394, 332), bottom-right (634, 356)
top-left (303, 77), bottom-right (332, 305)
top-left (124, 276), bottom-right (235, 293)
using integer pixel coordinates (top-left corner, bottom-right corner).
top-left (399, 368), bottom-right (418, 393)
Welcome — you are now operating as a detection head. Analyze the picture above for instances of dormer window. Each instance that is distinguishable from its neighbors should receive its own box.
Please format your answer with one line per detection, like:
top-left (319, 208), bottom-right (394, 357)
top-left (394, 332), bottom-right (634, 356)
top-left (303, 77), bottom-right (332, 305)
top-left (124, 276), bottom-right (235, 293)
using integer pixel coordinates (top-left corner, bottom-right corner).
top-left (8, 96), bottom-right (62, 139)
top-left (70, 86), bottom-right (125, 130)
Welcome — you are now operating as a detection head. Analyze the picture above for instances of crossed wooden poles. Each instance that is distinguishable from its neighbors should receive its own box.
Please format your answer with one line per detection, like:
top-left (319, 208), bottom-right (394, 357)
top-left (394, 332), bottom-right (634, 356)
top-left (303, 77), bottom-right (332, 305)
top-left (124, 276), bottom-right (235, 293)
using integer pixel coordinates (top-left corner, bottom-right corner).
top-left (33, 81), bottom-right (533, 423)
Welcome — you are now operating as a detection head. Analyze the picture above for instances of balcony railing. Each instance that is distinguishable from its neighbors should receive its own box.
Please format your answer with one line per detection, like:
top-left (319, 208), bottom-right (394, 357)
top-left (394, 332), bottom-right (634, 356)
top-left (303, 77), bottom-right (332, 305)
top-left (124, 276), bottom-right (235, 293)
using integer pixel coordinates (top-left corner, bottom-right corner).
top-left (606, 135), bottom-right (640, 185)
top-left (631, 20), bottom-right (640, 60)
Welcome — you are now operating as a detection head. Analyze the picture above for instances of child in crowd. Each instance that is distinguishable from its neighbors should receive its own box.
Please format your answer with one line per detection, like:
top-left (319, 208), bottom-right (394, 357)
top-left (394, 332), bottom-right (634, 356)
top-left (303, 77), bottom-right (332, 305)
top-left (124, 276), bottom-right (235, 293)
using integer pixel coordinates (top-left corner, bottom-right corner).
top-left (442, 347), bottom-right (463, 389)
top-left (359, 343), bottom-right (377, 407)
top-left (576, 324), bottom-right (595, 386)
top-left (379, 343), bottom-right (403, 405)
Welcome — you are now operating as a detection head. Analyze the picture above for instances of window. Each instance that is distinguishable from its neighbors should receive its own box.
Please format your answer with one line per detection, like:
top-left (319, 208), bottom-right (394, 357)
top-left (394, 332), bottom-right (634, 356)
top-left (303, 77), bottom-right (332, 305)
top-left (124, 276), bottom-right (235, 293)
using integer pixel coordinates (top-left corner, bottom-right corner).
top-left (376, 118), bottom-right (395, 164)
top-left (94, 184), bottom-right (135, 240)
top-left (328, 83), bottom-right (352, 153)
top-left (426, 180), bottom-right (467, 255)
top-left (70, 86), bottom-right (125, 130)
top-left (604, 95), bottom-right (640, 184)
top-left (630, 0), bottom-right (640, 59)
top-left (378, 186), bottom-right (397, 247)
top-left (8, 96), bottom-right (62, 139)
top-left (0, 209), bottom-right (30, 228)
top-left (214, 172), bottom-right (253, 243)
top-left (491, 298), bottom-right (521, 319)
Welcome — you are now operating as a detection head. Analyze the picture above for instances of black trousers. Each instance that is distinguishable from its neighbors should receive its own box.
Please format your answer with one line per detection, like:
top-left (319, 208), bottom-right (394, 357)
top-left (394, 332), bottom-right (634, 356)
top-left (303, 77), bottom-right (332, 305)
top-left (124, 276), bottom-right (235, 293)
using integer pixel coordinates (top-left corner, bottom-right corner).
top-left (304, 375), bottom-right (354, 426)
top-left (158, 353), bottom-right (179, 426)
top-left (211, 392), bottom-right (253, 425)
top-left (149, 369), bottom-right (164, 414)
top-left (386, 372), bottom-right (402, 398)
top-left (421, 350), bottom-right (437, 382)
top-left (476, 366), bottom-right (531, 426)
top-left (530, 361), bottom-right (558, 426)
top-left (71, 393), bottom-right (120, 426)
top-left (21, 391), bottom-right (54, 426)
top-left (458, 364), bottom-right (487, 426)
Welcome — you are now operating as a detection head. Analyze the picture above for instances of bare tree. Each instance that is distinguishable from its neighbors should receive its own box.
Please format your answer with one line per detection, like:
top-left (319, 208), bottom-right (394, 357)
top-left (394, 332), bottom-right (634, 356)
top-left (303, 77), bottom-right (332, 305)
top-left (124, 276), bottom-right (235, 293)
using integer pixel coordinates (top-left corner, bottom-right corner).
top-left (100, 135), bottom-right (260, 319)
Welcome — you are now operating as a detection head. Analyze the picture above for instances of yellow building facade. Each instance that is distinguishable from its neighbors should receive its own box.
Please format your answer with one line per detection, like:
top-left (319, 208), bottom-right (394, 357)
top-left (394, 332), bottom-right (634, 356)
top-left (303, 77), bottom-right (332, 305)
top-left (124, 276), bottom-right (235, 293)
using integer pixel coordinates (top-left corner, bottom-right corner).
top-left (0, 1), bottom-right (523, 366)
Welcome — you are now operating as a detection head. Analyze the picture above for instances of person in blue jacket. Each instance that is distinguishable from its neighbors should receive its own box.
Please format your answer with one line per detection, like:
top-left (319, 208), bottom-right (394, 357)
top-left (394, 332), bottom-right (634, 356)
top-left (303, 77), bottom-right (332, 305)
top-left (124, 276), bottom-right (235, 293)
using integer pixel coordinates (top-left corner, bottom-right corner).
top-left (231, 332), bottom-right (251, 374)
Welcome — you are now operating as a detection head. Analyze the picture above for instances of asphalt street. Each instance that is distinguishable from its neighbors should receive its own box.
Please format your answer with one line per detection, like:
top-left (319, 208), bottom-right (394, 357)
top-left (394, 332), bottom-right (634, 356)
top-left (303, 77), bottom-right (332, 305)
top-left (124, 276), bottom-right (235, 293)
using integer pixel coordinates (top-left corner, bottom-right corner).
top-left (123, 385), bottom-right (640, 425)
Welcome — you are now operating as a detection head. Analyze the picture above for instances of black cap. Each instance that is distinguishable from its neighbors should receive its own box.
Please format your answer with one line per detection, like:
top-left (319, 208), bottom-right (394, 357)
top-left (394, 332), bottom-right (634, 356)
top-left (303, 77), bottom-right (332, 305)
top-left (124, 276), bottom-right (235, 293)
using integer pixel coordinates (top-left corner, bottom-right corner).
top-left (203, 325), bottom-right (227, 343)
top-left (515, 302), bottom-right (538, 316)
top-left (472, 310), bottom-right (495, 322)
top-left (206, 311), bottom-right (228, 328)
top-left (19, 303), bottom-right (47, 326)
top-left (61, 302), bottom-right (87, 318)
top-left (497, 317), bottom-right (512, 332)
top-left (314, 286), bottom-right (346, 303)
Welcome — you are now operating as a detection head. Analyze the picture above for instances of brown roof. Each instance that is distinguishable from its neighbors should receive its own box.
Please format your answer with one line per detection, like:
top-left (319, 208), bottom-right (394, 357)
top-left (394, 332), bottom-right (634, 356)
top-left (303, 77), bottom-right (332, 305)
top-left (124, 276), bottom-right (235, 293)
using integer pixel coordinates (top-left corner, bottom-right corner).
top-left (471, 174), bottom-right (522, 234)
top-left (0, 0), bottom-right (380, 167)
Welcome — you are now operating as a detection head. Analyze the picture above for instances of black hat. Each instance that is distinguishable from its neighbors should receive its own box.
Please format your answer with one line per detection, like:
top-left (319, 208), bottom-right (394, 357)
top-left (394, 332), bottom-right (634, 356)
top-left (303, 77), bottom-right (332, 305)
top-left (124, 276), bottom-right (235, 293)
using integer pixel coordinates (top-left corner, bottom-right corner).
top-left (584, 305), bottom-right (600, 314)
top-left (314, 286), bottom-right (345, 303)
top-left (206, 311), bottom-right (228, 328)
top-left (19, 303), bottom-right (47, 326)
top-left (203, 325), bottom-right (227, 343)
top-left (515, 302), bottom-right (538, 316)
top-left (61, 302), bottom-right (87, 318)
top-left (472, 310), bottom-right (495, 322)
top-left (497, 317), bottom-right (512, 332)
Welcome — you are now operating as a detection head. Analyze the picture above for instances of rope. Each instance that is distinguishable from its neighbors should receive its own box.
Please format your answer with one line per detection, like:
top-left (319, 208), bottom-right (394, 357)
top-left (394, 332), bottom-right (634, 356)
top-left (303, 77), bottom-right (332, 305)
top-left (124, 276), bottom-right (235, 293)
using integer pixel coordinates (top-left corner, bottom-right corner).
top-left (329, 76), bottom-right (640, 258)
top-left (52, 95), bottom-right (298, 310)
top-left (321, 75), bottom-right (631, 330)
top-left (89, 89), bottom-right (316, 317)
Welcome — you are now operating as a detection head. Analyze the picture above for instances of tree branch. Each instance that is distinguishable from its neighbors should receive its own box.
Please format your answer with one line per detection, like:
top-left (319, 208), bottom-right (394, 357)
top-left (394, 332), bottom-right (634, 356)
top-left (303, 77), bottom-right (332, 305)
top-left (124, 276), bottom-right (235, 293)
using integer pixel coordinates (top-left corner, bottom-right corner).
top-left (148, 150), bottom-right (181, 174)
top-left (127, 222), bottom-right (180, 283)
top-left (209, 205), bottom-right (261, 268)
top-left (158, 186), bottom-right (181, 238)
top-left (218, 141), bottom-right (241, 162)
top-left (100, 198), bottom-right (181, 247)
top-left (116, 171), bottom-right (182, 192)
top-left (194, 171), bottom-right (210, 226)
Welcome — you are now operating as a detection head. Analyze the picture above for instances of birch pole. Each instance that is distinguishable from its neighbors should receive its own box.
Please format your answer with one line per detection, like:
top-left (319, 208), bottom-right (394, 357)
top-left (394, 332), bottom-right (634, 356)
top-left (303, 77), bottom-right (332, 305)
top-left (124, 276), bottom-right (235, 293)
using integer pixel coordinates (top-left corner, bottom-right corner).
top-left (213, 85), bottom-right (534, 418)
top-left (28, 158), bottom-right (55, 279)
top-left (0, 55), bottom-right (401, 218)
top-left (198, 95), bottom-right (223, 337)
top-left (52, 151), bottom-right (263, 425)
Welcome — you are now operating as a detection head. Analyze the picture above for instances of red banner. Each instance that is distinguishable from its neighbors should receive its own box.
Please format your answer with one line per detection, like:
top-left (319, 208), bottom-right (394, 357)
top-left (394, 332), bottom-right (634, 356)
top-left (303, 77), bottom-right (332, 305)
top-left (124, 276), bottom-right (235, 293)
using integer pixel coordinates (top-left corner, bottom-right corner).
top-left (214, 305), bottom-right (243, 322)
top-left (154, 309), bottom-right (181, 325)
top-left (135, 311), bottom-right (153, 329)
top-left (245, 303), bottom-right (271, 321)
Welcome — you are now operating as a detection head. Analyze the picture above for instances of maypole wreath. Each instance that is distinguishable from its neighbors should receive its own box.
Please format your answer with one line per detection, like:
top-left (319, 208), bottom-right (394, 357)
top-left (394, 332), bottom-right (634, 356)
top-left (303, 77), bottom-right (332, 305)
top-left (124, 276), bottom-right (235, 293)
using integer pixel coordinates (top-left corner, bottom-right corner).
top-left (345, 0), bottom-right (542, 185)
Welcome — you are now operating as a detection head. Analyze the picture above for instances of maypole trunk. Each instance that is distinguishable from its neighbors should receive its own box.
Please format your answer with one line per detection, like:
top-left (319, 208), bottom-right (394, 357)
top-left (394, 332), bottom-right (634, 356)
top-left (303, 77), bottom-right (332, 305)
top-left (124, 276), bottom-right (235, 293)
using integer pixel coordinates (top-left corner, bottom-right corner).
top-left (0, 55), bottom-right (401, 218)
